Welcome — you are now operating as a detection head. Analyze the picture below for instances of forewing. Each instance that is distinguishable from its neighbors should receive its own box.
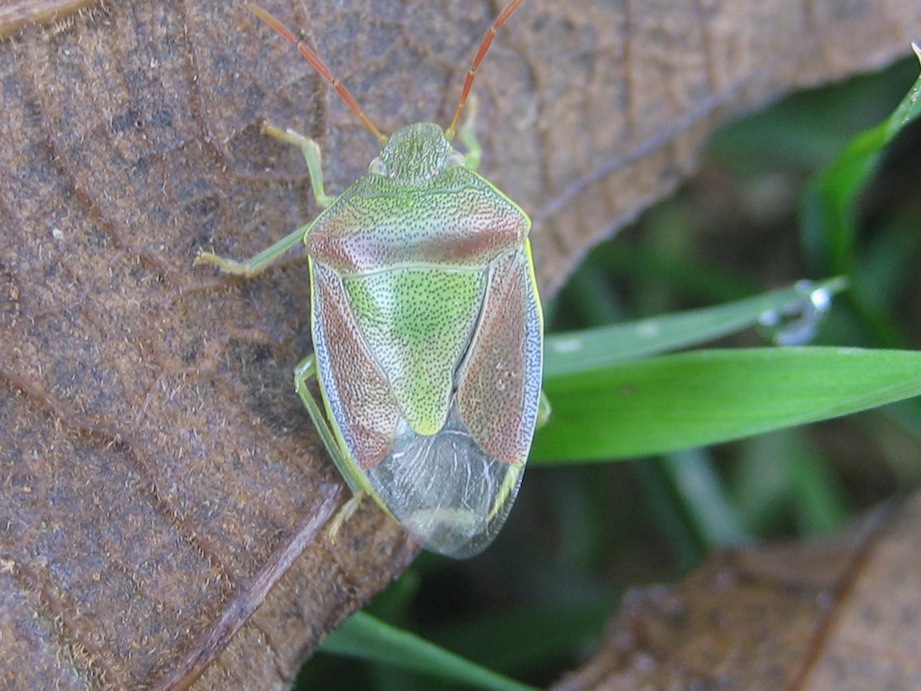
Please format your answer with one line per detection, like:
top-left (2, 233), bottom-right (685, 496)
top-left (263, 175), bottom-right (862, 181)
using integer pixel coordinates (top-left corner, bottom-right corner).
top-left (456, 242), bottom-right (543, 464)
top-left (311, 261), bottom-right (400, 469)
top-left (359, 246), bottom-right (540, 557)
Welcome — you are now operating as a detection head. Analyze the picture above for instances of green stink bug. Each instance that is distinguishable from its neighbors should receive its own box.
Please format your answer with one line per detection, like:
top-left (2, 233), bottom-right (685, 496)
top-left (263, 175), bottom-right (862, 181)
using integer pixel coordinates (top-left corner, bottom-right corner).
top-left (196, 0), bottom-right (543, 558)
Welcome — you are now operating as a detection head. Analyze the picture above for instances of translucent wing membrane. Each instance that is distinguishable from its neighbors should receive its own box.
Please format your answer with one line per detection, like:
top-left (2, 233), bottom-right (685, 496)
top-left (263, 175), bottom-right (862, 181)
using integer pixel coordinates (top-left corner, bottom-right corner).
top-left (367, 405), bottom-right (525, 558)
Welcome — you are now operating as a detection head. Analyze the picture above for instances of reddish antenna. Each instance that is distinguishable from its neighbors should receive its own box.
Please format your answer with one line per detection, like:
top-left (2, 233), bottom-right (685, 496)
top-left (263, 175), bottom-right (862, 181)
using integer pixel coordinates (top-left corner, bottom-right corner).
top-left (248, 4), bottom-right (388, 144)
top-left (445, 0), bottom-right (525, 141)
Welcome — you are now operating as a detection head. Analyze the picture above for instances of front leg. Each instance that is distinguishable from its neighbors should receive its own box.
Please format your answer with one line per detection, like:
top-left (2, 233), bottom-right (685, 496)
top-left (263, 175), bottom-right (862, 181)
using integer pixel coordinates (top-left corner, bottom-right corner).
top-left (194, 222), bottom-right (310, 277)
top-left (194, 123), bottom-right (334, 276)
top-left (262, 123), bottom-right (336, 209)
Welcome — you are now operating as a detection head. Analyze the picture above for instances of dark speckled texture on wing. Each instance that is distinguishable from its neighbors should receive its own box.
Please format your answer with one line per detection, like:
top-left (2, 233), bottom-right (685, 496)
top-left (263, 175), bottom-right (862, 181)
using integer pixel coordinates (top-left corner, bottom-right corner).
top-left (311, 261), bottom-right (400, 469)
top-left (456, 243), bottom-right (543, 464)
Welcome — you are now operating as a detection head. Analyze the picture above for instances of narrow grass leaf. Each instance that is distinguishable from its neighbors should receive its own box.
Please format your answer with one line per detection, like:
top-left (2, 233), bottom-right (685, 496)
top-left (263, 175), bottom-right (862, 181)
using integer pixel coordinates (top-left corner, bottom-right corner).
top-left (801, 45), bottom-right (921, 274)
top-left (533, 347), bottom-right (921, 462)
top-left (321, 611), bottom-right (537, 691)
top-left (544, 278), bottom-right (845, 377)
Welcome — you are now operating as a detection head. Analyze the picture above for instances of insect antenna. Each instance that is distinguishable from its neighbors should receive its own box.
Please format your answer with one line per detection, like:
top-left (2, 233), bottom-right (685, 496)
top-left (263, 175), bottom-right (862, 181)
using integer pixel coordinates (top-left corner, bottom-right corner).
top-left (248, 4), bottom-right (388, 144)
top-left (445, 0), bottom-right (525, 141)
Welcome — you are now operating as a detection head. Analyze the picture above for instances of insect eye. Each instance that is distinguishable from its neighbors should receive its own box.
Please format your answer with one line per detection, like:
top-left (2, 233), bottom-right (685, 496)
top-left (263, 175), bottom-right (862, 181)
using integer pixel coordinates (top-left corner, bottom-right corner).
top-left (446, 151), bottom-right (465, 168)
top-left (369, 157), bottom-right (387, 175)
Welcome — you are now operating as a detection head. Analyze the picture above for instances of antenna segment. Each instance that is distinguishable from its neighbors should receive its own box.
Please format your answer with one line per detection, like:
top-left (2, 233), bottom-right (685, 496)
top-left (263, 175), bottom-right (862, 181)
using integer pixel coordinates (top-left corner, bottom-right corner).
top-left (249, 4), bottom-right (388, 143)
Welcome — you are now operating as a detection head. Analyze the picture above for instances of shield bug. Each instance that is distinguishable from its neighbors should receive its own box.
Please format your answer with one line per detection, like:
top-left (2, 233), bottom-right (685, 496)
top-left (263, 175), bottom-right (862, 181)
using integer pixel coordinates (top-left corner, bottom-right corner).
top-left (196, 0), bottom-right (543, 558)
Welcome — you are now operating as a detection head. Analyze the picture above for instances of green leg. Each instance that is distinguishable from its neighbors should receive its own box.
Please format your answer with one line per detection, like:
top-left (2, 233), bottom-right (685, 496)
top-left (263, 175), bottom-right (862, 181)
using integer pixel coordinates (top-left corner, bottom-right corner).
top-left (537, 390), bottom-right (551, 429)
top-left (194, 223), bottom-right (309, 277)
top-left (194, 122), bottom-right (334, 276)
top-left (457, 94), bottom-right (482, 172)
top-left (262, 123), bottom-right (335, 209)
top-left (294, 354), bottom-right (368, 539)
top-left (294, 355), bottom-right (350, 474)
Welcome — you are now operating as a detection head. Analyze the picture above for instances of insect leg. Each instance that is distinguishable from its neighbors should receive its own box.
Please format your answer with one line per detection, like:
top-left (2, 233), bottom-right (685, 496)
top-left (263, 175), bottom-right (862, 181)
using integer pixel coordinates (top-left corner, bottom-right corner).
top-left (537, 390), bottom-right (551, 429)
top-left (456, 94), bottom-right (482, 172)
top-left (327, 493), bottom-right (365, 542)
top-left (194, 222), bottom-right (310, 277)
top-left (262, 123), bottom-right (336, 209)
top-left (294, 354), bottom-right (351, 475)
top-left (294, 354), bottom-right (369, 540)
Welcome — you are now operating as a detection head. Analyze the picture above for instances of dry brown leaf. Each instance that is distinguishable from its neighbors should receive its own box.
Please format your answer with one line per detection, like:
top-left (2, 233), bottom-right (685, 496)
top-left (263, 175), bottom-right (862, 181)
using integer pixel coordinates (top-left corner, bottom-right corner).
top-left (0, 0), bottom-right (94, 39)
top-left (0, 0), bottom-right (919, 688)
top-left (552, 493), bottom-right (921, 690)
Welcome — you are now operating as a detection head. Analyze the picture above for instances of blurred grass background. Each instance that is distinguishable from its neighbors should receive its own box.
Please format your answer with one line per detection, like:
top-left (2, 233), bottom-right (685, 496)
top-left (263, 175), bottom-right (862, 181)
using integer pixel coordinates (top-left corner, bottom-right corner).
top-left (295, 54), bottom-right (921, 689)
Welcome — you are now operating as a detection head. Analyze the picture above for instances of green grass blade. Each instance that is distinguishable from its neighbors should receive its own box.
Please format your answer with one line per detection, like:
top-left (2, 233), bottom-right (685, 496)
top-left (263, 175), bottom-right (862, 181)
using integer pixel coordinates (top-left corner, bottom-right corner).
top-left (429, 599), bottom-right (616, 678)
top-left (544, 278), bottom-right (845, 377)
top-left (801, 45), bottom-right (921, 274)
top-left (320, 611), bottom-right (538, 691)
top-left (660, 449), bottom-right (750, 545)
top-left (533, 347), bottom-right (921, 462)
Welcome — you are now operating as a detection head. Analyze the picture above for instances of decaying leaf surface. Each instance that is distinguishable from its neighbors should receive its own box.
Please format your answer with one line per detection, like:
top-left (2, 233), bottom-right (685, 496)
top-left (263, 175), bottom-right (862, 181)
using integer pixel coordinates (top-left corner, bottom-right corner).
top-left (0, 0), bottom-right (919, 688)
top-left (552, 492), bottom-right (921, 690)
top-left (0, 0), bottom-right (94, 39)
